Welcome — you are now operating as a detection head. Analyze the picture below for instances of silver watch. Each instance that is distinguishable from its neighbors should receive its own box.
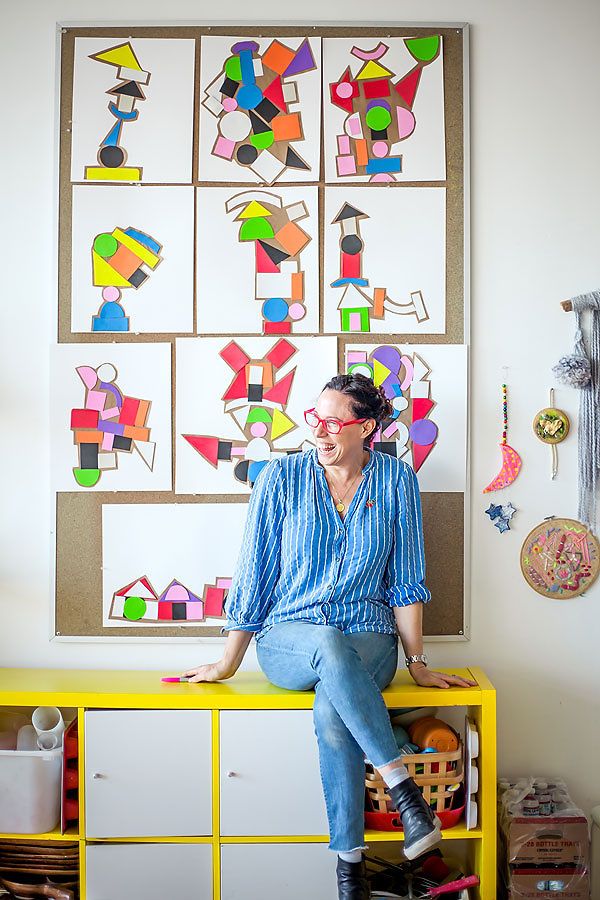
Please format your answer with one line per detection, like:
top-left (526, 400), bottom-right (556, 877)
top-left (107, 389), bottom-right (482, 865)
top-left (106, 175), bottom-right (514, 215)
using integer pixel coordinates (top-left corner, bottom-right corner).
top-left (405, 653), bottom-right (428, 668)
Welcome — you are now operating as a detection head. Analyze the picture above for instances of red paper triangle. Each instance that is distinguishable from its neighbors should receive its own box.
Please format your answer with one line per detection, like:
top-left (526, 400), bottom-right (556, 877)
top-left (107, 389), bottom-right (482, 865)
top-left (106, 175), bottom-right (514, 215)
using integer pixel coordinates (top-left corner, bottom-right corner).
top-left (412, 440), bottom-right (435, 472)
top-left (183, 435), bottom-right (220, 466)
top-left (223, 368), bottom-right (248, 401)
top-left (256, 240), bottom-right (280, 273)
top-left (394, 65), bottom-right (422, 108)
top-left (264, 75), bottom-right (287, 112)
top-left (412, 398), bottom-right (434, 422)
top-left (116, 576), bottom-right (155, 597)
top-left (263, 369), bottom-right (295, 405)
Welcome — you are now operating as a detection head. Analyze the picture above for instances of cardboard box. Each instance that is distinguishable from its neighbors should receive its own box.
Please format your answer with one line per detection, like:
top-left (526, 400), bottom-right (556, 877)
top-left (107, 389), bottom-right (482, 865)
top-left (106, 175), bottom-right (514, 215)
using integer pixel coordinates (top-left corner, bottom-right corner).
top-left (506, 866), bottom-right (590, 899)
top-left (502, 814), bottom-right (589, 866)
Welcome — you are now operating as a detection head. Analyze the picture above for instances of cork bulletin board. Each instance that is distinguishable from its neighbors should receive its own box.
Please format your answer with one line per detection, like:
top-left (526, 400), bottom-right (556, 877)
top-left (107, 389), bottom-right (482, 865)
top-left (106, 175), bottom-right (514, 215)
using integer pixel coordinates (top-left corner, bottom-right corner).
top-left (54, 23), bottom-right (469, 639)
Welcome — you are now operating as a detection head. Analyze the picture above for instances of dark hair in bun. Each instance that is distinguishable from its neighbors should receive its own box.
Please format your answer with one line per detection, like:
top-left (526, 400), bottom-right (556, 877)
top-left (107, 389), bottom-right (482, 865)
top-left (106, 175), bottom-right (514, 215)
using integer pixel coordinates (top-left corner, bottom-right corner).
top-left (322, 373), bottom-right (393, 440)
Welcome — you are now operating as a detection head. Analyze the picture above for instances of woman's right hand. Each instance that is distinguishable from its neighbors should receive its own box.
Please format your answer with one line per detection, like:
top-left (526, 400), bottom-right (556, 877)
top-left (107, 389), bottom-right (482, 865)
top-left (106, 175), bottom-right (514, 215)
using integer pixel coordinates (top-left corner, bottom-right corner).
top-left (182, 660), bottom-right (236, 683)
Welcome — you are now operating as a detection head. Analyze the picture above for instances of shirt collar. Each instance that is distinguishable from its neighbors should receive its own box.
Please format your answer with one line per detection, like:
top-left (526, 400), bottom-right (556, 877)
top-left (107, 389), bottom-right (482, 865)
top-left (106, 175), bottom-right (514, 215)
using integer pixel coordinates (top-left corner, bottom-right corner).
top-left (311, 447), bottom-right (375, 479)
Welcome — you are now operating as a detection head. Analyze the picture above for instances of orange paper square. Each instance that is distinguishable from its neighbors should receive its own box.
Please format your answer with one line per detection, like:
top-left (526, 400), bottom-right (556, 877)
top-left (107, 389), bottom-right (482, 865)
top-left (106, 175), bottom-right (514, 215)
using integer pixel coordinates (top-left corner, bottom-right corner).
top-left (261, 40), bottom-right (296, 76)
top-left (274, 221), bottom-right (310, 257)
top-left (108, 243), bottom-right (141, 280)
top-left (272, 112), bottom-right (302, 143)
top-left (123, 425), bottom-right (150, 441)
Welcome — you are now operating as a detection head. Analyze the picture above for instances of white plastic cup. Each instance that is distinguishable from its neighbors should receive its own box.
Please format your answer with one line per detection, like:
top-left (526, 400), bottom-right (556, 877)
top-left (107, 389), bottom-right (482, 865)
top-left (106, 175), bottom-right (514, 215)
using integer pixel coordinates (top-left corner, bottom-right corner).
top-left (16, 724), bottom-right (38, 751)
top-left (31, 707), bottom-right (64, 751)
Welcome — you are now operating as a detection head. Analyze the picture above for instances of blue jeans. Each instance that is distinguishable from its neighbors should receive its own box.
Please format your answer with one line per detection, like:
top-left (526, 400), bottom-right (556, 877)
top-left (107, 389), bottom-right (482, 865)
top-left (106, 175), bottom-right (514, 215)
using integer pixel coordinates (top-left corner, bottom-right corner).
top-left (256, 621), bottom-right (404, 852)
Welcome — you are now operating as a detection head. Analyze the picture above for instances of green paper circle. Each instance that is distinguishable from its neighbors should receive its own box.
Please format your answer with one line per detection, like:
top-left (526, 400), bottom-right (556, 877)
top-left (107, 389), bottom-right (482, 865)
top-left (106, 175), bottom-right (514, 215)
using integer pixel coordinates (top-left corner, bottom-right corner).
top-left (224, 56), bottom-right (242, 82)
top-left (93, 233), bottom-right (118, 258)
top-left (365, 106), bottom-right (392, 131)
top-left (123, 596), bottom-right (147, 621)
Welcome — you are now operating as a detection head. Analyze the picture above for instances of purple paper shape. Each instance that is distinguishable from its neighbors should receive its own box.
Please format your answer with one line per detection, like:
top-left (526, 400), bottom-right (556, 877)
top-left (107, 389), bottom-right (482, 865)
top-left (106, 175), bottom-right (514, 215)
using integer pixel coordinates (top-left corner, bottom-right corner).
top-left (282, 38), bottom-right (316, 77)
top-left (371, 346), bottom-right (402, 373)
top-left (410, 419), bottom-right (439, 446)
top-left (98, 420), bottom-right (125, 436)
top-left (232, 40), bottom-right (260, 53)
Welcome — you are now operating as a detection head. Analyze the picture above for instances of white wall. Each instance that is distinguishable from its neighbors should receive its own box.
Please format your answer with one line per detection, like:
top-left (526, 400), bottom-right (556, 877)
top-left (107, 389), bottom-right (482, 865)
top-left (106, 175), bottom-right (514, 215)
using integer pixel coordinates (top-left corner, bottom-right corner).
top-left (2, 0), bottom-right (600, 815)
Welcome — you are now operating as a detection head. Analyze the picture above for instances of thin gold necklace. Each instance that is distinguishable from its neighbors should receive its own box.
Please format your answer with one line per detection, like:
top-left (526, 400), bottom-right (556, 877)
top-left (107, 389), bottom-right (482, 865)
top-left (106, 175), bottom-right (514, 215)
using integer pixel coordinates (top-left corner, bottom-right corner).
top-left (326, 466), bottom-right (364, 514)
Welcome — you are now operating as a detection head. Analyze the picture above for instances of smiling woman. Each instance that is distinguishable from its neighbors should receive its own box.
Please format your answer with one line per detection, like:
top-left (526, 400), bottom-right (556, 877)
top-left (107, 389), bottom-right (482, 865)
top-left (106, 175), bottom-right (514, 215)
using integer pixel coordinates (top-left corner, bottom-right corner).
top-left (184, 372), bottom-right (474, 900)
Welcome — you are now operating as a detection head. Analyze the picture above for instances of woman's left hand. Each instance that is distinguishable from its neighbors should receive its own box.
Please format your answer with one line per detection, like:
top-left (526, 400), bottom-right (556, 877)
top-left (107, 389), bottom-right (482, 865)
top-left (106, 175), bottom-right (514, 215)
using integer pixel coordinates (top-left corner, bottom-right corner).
top-left (409, 664), bottom-right (476, 689)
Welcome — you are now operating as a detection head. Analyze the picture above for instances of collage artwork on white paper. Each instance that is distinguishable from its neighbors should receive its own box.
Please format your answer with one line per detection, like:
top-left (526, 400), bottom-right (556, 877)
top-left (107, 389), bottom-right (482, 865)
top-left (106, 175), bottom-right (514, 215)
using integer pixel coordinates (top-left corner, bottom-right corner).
top-left (71, 185), bottom-right (195, 334)
top-left (175, 335), bottom-right (338, 495)
top-left (196, 185), bottom-right (319, 335)
top-left (50, 343), bottom-right (173, 493)
top-left (102, 503), bottom-right (247, 627)
top-left (70, 37), bottom-right (196, 184)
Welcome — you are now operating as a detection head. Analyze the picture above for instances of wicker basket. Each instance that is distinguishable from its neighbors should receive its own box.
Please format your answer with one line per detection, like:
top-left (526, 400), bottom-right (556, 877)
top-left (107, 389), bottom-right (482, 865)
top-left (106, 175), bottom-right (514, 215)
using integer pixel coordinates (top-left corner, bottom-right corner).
top-left (365, 742), bottom-right (464, 815)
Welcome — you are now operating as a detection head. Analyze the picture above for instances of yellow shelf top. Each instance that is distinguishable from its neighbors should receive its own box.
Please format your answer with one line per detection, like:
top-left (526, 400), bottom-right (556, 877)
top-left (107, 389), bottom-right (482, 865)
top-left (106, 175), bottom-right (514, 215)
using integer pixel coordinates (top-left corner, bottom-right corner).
top-left (0, 667), bottom-right (492, 709)
top-left (0, 829), bottom-right (79, 842)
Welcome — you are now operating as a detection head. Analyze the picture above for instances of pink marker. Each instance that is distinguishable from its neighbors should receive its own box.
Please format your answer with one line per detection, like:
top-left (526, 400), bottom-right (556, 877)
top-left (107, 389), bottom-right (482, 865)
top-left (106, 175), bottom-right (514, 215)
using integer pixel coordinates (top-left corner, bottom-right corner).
top-left (161, 676), bottom-right (191, 683)
top-left (428, 875), bottom-right (479, 896)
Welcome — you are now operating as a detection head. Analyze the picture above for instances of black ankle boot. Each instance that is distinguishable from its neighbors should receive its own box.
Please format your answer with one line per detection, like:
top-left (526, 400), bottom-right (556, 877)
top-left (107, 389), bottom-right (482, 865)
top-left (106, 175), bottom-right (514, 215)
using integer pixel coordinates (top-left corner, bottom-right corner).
top-left (388, 777), bottom-right (442, 860)
top-left (336, 857), bottom-right (370, 900)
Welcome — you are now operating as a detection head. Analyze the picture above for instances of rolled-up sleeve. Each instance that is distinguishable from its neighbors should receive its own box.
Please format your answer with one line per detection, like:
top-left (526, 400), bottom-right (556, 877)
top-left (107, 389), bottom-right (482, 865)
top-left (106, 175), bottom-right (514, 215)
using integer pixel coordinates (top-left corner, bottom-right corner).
top-left (383, 463), bottom-right (431, 607)
top-left (223, 459), bottom-right (285, 632)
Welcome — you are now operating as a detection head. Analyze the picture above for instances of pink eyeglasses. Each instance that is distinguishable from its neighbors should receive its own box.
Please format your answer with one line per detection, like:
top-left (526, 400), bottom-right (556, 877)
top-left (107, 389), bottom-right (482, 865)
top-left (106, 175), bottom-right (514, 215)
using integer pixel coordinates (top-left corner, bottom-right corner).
top-left (304, 408), bottom-right (366, 435)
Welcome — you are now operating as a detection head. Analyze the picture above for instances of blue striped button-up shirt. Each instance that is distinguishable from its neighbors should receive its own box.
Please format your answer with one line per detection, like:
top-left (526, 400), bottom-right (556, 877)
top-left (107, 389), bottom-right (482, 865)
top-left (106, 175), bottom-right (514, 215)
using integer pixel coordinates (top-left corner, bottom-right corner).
top-left (224, 448), bottom-right (431, 638)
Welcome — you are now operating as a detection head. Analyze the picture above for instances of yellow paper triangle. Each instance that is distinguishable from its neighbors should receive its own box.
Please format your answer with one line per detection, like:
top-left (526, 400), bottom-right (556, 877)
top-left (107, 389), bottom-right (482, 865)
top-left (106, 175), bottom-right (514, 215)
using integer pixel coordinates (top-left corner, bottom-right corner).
top-left (357, 60), bottom-right (393, 80)
top-left (372, 358), bottom-right (391, 387)
top-left (271, 409), bottom-right (295, 440)
top-left (92, 251), bottom-right (131, 287)
top-left (236, 200), bottom-right (273, 219)
top-left (91, 43), bottom-right (142, 71)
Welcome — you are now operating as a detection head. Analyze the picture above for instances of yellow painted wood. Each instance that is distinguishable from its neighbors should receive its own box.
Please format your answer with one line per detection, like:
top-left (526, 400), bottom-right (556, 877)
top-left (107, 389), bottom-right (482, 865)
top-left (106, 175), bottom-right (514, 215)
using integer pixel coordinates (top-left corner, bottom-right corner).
top-left (0, 667), bottom-right (496, 897)
top-left (0, 668), bottom-right (481, 710)
top-left (0, 829), bottom-right (78, 841)
top-left (77, 710), bottom-right (86, 844)
top-left (211, 709), bottom-right (221, 900)
top-left (85, 835), bottom-right (214, 843)
top-left (78, 838), bottom-right (86, 900)
top-left (219, 826), bottom-right (483, 844)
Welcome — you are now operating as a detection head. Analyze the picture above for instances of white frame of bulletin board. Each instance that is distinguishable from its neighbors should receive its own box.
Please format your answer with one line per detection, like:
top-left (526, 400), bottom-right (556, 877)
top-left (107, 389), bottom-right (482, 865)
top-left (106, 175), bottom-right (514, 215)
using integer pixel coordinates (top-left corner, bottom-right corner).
top-left (50, 21), bottom-right (470, 642)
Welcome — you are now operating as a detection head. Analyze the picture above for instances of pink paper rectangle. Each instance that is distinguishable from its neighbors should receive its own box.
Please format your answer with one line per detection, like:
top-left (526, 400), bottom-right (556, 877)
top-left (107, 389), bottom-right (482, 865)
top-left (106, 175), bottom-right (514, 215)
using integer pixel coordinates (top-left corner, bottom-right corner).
top-left (186, 602), bottom-right (204, 621)
top-left (383, 422), bottom-right (398, 438)
top-left (336, 154), bottom-right (357, 177)
top-left (230, 446), bottom-right (247, 456)
top-left (337, 134), bottom-right (351, 154)
top-left (349, 312), bottom-right (361, 330)
top-left (100, 406), bottom-right (119, 420)
top-left (347, 351), bottom-right (368, 364)
top-left (86, 389), bottom-right (107, 412)
top-left (213, 135), bottom-right (235, 160)
top-left (217, 578), bottom-right (233, 589)
top-left (101, 432), bottom-right (114, 451)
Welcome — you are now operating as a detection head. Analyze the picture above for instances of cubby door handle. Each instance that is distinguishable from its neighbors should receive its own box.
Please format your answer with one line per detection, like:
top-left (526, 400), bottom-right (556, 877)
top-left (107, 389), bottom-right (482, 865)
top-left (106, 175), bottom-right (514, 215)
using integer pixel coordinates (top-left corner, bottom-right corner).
top-left (226, 771), bottom-right (237, 778)
top-left (92, 772), bottom-right (107, 779)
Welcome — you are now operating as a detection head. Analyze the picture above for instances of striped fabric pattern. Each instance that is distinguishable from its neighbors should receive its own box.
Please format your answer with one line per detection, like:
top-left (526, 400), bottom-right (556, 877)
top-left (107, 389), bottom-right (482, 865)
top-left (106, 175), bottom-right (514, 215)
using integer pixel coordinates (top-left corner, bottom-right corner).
top-left (224, 448), bottom-right (431, 638)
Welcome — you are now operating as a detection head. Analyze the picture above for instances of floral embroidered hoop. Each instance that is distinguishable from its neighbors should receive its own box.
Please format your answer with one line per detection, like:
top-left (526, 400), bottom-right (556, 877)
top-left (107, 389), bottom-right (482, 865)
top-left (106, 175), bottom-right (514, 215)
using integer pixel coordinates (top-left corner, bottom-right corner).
top-left (520, 518), bottom-right (600, 599)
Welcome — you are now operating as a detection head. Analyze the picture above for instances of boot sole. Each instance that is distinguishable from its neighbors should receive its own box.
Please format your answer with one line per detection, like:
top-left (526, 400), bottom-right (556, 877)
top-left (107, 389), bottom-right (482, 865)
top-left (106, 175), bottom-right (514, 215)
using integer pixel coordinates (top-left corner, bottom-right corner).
top-left (402, 819), bottom-right (442, 860)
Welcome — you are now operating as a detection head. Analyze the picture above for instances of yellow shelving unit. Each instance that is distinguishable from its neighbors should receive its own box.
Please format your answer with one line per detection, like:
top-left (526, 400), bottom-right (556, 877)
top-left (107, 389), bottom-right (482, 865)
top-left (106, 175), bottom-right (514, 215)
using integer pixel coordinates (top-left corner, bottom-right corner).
top-left (0, 666), bottom-right (496, 899)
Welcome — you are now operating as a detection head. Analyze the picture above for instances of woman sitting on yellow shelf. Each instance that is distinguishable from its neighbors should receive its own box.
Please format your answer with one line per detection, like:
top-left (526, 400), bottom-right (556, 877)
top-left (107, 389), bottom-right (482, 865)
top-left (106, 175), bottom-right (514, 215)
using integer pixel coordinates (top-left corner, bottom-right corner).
top-left (184, 373), bottom-right (474, 900)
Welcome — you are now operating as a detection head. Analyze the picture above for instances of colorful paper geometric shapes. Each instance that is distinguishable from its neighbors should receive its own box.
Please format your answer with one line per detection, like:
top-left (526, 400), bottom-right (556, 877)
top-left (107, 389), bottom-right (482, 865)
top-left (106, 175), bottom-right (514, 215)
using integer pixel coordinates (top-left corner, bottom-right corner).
top-left (90, 42), bottom-right (143, 72)
top-left (220, 340), bottom-right (251, 372)
top-left (405, 35), bottom-right (441, 63)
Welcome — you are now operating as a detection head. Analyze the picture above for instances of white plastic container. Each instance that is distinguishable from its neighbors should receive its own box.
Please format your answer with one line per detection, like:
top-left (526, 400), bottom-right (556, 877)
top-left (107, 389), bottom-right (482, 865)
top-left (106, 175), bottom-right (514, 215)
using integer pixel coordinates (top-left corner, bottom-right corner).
top-left (0, 748), bottom-right (62, 833)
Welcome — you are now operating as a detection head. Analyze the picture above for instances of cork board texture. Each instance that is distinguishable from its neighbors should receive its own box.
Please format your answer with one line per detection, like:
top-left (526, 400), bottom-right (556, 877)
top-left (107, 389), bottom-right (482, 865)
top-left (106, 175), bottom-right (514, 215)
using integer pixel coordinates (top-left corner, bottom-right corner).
top-left (55, 24), bottom-right (468, 638)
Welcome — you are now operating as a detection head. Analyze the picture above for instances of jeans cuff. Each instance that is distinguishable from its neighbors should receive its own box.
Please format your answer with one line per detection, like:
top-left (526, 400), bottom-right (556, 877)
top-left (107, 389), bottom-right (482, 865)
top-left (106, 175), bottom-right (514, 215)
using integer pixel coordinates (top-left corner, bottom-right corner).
top-left (329, 844), bottom-right (368, 853)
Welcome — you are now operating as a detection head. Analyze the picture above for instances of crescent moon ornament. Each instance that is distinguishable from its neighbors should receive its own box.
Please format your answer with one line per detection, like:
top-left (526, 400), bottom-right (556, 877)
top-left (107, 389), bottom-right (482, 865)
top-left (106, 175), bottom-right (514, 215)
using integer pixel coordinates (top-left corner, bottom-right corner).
top-left (483, 384), bottom-right (522, 493)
